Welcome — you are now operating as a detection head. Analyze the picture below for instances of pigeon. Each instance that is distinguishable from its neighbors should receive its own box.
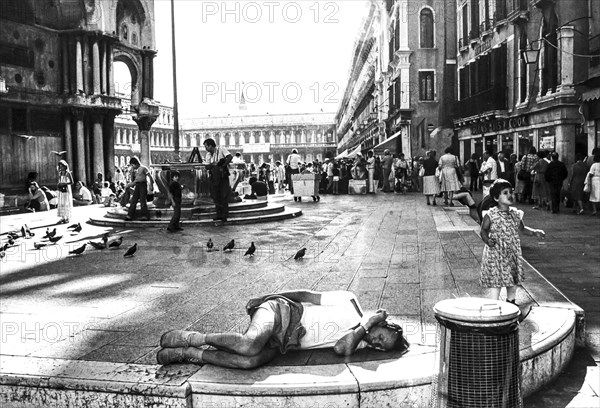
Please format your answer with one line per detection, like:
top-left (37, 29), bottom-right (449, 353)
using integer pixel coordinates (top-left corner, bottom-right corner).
top-left (24, 224), bottom-right (34, 238)
top-left (69, 243), bottom-right (86, 255)
top-left (108, 236), bottom-right (123, 248)
top-left (8, 236), bottom-right (15, 246)
top-left (0, 251), bottom-right (5, 259)
top-left (44, 228), bottom-right (56, 239)
top-left (123, 243), bottom-right (137, 257)
top-left (244, 242), bottom-right (256, 257)
top-left (50, 150), bottom-right (67, 157)
top-left (0, 243), bottom-right (8, 252)
top-left (34, 242), bottom-right (47, 250)
top-left (49, 235), bottom-right (63, 244)
top-left (222, 239), bottom-right (235, 252)
top-left (102, 233), bottom-right (108, 247)
top-left (72, 224), bottom-right (82, 233)
top-left (206, 238), bottom-right (214, 252)
top-left (294, 248), bottom-right (307, 260)
top-left (67, 223), bottom-right (79, 230)
top-left (21, 226), bottom-right (26, 238)
top-left (88, 240), bottom-right (106, 250)
top-left (7, 231), bottom-right (19, 240)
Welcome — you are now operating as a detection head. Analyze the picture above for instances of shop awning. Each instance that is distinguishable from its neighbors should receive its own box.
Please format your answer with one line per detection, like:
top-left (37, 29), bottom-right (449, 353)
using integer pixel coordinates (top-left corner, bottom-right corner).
top-left (340, 145), bottom-right (363, 160)
top-left (582, 88), bottom-right (600, 102)
top-left (334, 149), bottom-right (348, 160)
top-left (373, 130), bottom-right (401, 155)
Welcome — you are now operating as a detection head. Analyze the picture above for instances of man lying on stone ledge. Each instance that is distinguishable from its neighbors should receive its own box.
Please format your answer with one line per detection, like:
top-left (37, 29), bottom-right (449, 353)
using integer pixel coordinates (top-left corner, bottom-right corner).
top-left (157, 290), bottom-right (410, 369)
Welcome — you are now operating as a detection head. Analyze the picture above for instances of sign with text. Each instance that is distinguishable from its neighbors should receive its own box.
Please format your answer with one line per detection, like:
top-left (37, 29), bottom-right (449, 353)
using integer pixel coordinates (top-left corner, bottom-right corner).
top-left (539, 136), bottom-right (555, 151)
top-left (470, 115), bottom-right (529, 135)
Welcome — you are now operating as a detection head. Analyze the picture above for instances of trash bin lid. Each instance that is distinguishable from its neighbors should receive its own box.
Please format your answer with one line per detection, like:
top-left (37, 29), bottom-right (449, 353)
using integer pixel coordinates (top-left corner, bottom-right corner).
top-left (433, 297), bottom-right (520, 323)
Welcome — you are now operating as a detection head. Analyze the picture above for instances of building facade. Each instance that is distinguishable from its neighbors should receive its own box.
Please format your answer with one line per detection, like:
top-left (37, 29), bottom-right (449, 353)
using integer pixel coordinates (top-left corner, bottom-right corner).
top-left (336, 0), bottom-right (457, 158)
top-left (454, 0), bottom-right (597, 165)
top-left (580, 0), bottom-right (600, 151)
top-left (0, 0), bottom-right (158, 192)
top-left (181, 113), bottom-right (336, 165)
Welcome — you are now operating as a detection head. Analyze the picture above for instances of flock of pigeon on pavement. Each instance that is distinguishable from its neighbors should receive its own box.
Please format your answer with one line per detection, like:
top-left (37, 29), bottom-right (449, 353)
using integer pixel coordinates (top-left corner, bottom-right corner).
top-left (0, 222), bottom-right (137, 259)
top-left (1, 223), bottom-right (308, 261)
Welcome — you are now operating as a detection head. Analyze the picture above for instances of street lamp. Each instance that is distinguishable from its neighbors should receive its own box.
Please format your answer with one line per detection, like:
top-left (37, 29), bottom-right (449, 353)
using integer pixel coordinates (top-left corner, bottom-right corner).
top-left (521, 40), bottom-right (541, 64)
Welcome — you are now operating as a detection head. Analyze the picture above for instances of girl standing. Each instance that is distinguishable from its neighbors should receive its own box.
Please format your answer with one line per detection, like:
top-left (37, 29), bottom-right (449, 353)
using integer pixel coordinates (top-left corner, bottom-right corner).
top-left (56, 160), bottom-right (73, 224)
top-left (480, 179), bottom-right (545, 304)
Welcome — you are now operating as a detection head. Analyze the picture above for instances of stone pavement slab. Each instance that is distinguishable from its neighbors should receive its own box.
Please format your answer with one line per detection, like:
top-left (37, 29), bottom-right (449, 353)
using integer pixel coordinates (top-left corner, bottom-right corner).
top-left (1, 194), bottom-right (598, 407)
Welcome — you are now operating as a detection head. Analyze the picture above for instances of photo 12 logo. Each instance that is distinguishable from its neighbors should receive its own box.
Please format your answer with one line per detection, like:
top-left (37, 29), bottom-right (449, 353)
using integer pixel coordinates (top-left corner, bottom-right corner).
top-left (201, 81), bottom-right (340, 105)
top-left (201, 1), bottom-right (340, 24)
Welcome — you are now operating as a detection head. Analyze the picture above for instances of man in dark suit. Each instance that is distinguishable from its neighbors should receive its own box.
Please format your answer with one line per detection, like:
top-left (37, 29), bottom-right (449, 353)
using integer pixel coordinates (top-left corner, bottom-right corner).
top-left (545, 152), bottom-right (569, 214)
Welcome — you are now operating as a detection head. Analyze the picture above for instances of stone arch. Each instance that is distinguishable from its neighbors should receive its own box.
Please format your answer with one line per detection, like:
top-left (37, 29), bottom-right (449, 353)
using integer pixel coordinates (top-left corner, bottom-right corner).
top-left (113, 52), bottom-right (141, 105)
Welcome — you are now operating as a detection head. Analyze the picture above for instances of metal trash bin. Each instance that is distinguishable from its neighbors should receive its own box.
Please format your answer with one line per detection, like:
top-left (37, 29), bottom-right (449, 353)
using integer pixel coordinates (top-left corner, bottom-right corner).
top-left (431, 297), bottom-right (522, 408)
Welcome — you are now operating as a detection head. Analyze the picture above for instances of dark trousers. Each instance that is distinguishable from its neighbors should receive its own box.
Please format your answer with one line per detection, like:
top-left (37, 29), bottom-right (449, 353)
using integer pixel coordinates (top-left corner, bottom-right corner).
top-left (127, 182), bottom-right (148, 219)
top-left (469, 175), bottom-right (478, 191)
top-left (210, 178), bottom-right (231, 220)
top-left (169, 201), bottom-right (181, 229)
top-left (549, 183), bottom-right (562, 213)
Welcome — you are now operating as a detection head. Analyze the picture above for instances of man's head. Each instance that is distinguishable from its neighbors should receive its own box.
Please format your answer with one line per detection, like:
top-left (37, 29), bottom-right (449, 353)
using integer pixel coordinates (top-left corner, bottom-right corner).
top-left (550, 152), bottom-right (559, 161)
top-left (498, 152), bottom-right (505, 161)
top-left (203, 138), bottom-right (216, 154)
top-left (248, 177), bottom-right (257, 185)
top-left (29, 182), bottom-right (39, 192)
top-left (292, 149), bottom-right (298, 154)
top-left (74, 180), bottom-right (84, 190)
top-left (365, 321), bottom-right (410, 352)
top-left (129, 157), bottom-right (140, 168)
top-left (171, 170), bottom-right (180, 181)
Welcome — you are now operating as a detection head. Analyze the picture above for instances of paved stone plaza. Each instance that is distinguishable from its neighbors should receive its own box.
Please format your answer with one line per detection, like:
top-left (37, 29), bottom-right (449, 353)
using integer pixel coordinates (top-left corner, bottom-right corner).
top-left (0, 192), bottom-right (598, 407)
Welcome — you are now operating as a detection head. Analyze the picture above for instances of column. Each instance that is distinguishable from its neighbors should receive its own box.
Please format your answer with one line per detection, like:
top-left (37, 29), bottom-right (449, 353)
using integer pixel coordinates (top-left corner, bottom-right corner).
top-left (459, 140), bottom-right (465, 163)
top-left (92, 38), bottom-right (101, 95)
top-left (107, 42), bottom-right (114, 96)
top-left (61, 37), bottom-right (70, 94)
top-left (73, 109), bottom-right (86, 183)
top-left (555, 125), bottom-right (575, 167)
top-left (82, 37), bottom-right (89, 94)
top-left (76, 38), bottom-right (84, 93)
top-left (64, 114), bottom-right (73, 167)
top-left (301, 129), bottom-right (306, 143)
top-left (92, 114), bottom-right (104, 177)
top-left (101, 40), bottom-right (107, 94)
top-left (558, 26), bottom-right (575, 94)
top-left (312, 130), bottom-right (316, 143)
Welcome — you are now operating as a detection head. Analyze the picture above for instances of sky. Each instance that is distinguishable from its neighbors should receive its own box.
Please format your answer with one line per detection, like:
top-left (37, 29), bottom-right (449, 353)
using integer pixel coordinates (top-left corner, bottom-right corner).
top-left (148, 0), bottom-right (369, 119)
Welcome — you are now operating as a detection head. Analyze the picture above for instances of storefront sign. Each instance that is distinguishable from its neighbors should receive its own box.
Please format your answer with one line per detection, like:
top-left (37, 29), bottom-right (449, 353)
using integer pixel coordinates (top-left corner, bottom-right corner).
top-left (470, 115), bottom-right (529, 135)
top-left (243, 143), bottom-right (270, 154)
top-left (539, 136), bottom-right (555, 150)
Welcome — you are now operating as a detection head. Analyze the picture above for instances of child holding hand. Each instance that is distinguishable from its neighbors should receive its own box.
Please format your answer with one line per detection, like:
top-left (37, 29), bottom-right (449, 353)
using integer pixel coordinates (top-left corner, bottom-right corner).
top-left (480, 179), bottom-right (546, 305)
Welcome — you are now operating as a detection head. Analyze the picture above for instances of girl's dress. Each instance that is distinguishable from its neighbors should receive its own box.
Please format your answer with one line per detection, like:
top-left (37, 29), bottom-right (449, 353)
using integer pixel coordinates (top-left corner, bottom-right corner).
top-left (480, 206), bottom-right (525, 288)
top-left (57, 172), bottom-right (73, 221)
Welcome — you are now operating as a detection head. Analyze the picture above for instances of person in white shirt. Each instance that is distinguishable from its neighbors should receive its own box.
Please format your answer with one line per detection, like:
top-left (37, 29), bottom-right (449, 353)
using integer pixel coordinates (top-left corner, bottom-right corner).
top-left (479, 150), bottom-right (498, 198)
top-left (157, 290), bottom-right (410, 369)
top-left (204, 137), bottom-right (233, 222)
top-left (72, 181), bottom-right (93, 206)
top-left (286, 149), bottom-right (302, 194)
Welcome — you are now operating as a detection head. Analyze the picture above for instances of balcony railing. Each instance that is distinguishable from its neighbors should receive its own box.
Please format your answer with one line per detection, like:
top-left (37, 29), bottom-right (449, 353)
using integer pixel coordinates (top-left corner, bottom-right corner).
top-left (456, 85), bottom-right (508, 118)
top-left (480, 19), bottom-right (493, 34)
top-left (458, 37), bottom-right (469, 50)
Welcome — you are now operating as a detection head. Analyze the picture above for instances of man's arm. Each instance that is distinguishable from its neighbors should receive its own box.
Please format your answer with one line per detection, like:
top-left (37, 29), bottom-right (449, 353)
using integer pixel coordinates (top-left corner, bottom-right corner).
top-left (333, 309), bottom-right (388, 356)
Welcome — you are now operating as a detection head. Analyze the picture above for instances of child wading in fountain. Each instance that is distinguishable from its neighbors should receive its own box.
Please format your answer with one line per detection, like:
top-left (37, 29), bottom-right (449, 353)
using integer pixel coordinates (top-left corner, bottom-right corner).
top-left (480, 179), bottom-right (545, 312)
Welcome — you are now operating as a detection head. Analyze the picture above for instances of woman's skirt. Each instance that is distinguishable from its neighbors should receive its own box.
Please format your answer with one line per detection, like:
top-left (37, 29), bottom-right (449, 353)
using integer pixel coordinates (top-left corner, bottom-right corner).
top-left (57, 187), bottom-right (73, 220)
top-left (422, 175), bottom-right (440, 195)
top-left (439, 167), bottom-right (462, 192)
top-left (590, 177), bottom-right (600, 203)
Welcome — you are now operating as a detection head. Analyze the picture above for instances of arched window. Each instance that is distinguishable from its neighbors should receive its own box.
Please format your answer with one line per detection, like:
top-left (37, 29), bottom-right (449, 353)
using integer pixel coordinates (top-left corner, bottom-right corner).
top-left (420, 8), bottom-right (434, 48)
top-left (121, 24), bottom-right (128, 41)
top-left (540, 9), bottom-right (559, 96)
top-left (132, 32), bottom-right (138, 46)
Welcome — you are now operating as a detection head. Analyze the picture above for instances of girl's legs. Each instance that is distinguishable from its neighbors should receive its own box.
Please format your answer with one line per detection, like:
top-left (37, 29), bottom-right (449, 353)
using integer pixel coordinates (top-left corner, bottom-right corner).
top-left (489, 287), bottom-right (501, 300)
top-left (506, 286), bottom-right (517, 302)
top-left (577, 200), bottom-right (584, 214)
top-left (448, 191), bottom-right (454, 206)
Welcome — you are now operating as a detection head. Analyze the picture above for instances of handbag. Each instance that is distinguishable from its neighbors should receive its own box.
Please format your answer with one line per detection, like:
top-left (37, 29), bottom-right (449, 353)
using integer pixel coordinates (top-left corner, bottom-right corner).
top-left (58, 184), bottom-right (68, 193)
top-left (517, 169), bottom-right (530, 181)
top-left (418, 167), bottom-right (425, 177)
top-left (584, 175), bottom-right (591, 193)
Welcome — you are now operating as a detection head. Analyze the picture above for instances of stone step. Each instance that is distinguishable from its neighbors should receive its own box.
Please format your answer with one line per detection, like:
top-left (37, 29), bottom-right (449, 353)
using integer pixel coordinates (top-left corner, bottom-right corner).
top-left (88, 205), bottom-right (302, 228)
top-left (433, 205), bottom-right (479, 232)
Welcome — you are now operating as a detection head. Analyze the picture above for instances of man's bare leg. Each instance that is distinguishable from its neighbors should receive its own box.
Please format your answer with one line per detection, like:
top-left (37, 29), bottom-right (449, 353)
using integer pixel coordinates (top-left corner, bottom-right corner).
top-left (204, 307), bottom-right (276, 356)
top-left (201, 346), bottom-right (279, 369)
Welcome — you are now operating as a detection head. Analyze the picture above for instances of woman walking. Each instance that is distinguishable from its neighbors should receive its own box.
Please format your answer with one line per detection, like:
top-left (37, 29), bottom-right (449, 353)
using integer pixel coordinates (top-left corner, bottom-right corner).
top-left (366, 150), bottom-right (376, 194)
top-left (567, 153), bottom-right (589, 215)
top-left (438, 147), bottom-right (462, 206)
top-left (422, 151), bottom-right (440, 205)
top-left (588, 154), bottom-right (600, 215)
top-left (56, 160), bottom-right (73, 224)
